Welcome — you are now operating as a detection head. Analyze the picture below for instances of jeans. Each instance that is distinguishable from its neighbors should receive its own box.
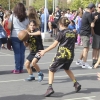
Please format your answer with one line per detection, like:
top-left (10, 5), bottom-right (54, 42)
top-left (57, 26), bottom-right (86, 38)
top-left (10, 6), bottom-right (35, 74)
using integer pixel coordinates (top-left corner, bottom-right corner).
top-left (41, 22), bottom-right (44, 33)
top-left (11, 37), bottom-right (25, 71)
top-left (0, 39), bottom-right (2, 48)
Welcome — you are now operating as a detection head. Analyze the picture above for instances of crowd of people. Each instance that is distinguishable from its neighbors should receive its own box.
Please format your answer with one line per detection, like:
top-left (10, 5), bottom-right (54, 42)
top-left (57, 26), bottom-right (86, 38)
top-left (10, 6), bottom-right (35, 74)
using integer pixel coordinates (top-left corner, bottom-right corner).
top-left (0, 2), bottom-right (100, 97)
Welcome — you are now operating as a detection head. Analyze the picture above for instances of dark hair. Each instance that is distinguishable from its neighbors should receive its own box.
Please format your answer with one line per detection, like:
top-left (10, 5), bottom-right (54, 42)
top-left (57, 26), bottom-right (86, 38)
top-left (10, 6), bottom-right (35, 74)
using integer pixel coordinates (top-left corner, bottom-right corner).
top-left (27, 6), bottom-right (40, 28)
top-left (13, 3), bottom-right (27, 22)
top-left (70, 20), bottom-right (75, 25)
top-left (29, 20), bottom-right (37, 26)
top-left (27, 20), bottom-right (37, 32)
top-left (59, 17), bottom-right (70, 27)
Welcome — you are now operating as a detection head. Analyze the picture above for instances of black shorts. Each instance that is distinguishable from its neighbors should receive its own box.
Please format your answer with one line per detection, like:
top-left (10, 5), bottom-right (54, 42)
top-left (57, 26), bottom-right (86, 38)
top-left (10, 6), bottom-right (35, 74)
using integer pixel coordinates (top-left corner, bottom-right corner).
top-left (51, 22), bottom-right (57, 29)
top-left (49, 60), bottom-right (73, 72)
top-left (27, 52), bottom-right (41, 62)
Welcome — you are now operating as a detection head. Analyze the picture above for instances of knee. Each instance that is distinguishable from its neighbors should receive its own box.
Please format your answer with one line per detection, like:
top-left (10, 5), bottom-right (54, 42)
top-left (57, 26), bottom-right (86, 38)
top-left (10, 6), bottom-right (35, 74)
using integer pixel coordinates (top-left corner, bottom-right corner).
top-left (24, 62), bottom-right (30, 68)
top-left (31, 61), bottom-right (35, 66)
top-left (84, 48), bottom-right (89, 52)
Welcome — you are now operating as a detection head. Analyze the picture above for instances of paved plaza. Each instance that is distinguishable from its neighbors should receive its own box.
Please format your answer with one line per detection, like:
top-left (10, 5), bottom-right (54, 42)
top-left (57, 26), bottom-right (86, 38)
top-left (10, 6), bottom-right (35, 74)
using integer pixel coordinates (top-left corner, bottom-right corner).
top-left (0, 44), bottom-right (100, 100)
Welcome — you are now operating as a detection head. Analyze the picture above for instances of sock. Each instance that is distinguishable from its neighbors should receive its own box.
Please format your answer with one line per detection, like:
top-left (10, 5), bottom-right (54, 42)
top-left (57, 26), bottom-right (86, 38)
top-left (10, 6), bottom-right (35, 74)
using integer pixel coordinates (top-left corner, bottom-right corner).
top-left (38, 71), bottom-right (42, 74)
top-left (93, 59), bottom-right (97, 65)
top-left (29, 74), bottom-right (34, 77)
top-left (49, 84), bottom-right (52, 88)
top-left (82, 62), bottom-right (85, 65)
top-left (73, 79), bottom-right (77, 83)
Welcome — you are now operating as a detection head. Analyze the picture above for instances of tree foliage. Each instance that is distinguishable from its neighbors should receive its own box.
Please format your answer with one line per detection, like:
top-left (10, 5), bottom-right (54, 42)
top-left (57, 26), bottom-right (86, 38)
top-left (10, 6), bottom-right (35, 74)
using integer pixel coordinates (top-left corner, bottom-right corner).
top-left (32, 0), bottom-right (53, 11)
top-left (0, 0), bottom-right (21, 10)
top-left (69, 0), bottom-right (100, 10)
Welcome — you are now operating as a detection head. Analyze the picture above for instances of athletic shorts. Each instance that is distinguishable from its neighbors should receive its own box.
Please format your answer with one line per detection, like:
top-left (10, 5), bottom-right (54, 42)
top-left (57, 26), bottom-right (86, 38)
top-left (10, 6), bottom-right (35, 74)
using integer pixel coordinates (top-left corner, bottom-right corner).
top-left (51, 22), bottom-right (57, 29)
top-left (49, 59), bottom-right (73, 72)
top-left (27, 52), bottom-right (41, 62)
top-left (92, 34), bottom-right (100, 49)
top-left (81, 36), bottom-right (90, 48)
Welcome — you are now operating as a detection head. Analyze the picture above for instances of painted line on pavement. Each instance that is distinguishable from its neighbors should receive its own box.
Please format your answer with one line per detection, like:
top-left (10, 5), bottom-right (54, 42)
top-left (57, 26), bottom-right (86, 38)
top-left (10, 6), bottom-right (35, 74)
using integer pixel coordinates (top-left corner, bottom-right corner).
top-left (64, 96), bottom-right (96, 100)
top-left (0, 72), bottom-right (97, 83)
top-left (0, 59), bottom-right (93, 66)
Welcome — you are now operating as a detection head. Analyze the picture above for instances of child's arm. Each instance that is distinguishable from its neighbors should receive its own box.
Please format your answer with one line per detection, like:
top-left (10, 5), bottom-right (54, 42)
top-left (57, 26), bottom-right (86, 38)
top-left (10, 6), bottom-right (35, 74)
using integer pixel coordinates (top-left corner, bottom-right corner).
top-left (27, 30), bottom-right (41, 36)
top-left (39, 40), bottom-right (59, 56)
top-left (23, 41), bottom-right (29, 47)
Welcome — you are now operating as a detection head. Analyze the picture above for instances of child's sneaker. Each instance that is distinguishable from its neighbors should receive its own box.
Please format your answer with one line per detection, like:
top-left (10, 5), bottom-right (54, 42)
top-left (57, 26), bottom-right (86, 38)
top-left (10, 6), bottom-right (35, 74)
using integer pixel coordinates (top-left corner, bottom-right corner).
top-left (74, 82), bottom-right (81, 92)
top-left (44, 87), bottom-right (54, 97)
top-left (38, 72), bottom-right (44, 82)
top-left (25, 77), bottom-right (35, 81)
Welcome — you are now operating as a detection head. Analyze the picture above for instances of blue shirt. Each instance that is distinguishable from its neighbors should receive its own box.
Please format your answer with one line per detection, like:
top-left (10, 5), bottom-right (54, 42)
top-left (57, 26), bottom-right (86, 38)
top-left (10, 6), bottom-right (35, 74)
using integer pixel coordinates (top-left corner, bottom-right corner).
top-left (41, 13), bottom-right (48, 23)
top-left (68, 24), bottom-right (76, 30)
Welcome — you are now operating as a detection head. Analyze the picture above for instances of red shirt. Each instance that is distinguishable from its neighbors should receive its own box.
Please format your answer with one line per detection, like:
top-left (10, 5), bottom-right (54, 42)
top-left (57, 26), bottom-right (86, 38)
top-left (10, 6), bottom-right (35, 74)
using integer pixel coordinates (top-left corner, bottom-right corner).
top-left (4, 19), bottom-right (10, 37)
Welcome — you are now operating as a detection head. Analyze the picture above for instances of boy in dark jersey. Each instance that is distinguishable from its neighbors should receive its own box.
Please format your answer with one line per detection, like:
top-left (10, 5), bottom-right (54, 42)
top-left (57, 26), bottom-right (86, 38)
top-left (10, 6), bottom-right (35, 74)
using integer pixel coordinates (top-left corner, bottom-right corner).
top-left (23, 20), bottom-right (44, 82)
top-left (39, 17), bottom-right (81, 97)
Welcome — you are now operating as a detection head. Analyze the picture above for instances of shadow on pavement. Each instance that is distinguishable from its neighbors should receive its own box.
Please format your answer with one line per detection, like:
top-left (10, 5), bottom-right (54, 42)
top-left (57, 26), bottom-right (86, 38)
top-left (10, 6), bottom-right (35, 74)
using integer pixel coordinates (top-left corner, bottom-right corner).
top-left (0, 69), bottom-right (49, 75)
top-left (0, 93), bottom-right (64, 100)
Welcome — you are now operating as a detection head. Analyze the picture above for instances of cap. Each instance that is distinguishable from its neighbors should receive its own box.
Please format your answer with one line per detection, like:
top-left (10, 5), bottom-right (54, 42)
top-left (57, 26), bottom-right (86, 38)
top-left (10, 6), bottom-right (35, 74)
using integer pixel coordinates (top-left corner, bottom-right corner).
top-left (87, 3), bottom-right (95, 9)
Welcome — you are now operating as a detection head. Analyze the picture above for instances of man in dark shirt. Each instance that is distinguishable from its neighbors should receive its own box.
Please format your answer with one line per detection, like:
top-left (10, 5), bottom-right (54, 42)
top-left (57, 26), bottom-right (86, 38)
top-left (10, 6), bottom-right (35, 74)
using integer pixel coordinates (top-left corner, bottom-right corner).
top-left (76, 3), bottom-right (96, 69)
top-left (0, 5), bottom-right (4, 21)
top-left (92, 3), bottom-right (100, 68)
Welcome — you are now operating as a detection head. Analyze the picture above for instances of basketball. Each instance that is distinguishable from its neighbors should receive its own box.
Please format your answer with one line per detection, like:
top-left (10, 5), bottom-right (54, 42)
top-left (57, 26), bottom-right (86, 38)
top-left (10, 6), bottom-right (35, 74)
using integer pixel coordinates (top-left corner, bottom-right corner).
top-left (18, 30), bottom-right (29, 41)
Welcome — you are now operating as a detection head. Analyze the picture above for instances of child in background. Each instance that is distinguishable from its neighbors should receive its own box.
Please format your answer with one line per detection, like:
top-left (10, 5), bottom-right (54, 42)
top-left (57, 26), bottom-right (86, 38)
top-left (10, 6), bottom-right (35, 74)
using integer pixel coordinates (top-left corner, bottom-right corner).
top-left (3, 12), bottom-right (11, 38)
top-left (23, 20), bottom-right (44, 82)
top-left (68, 20), bottom-right (76, 30)
top-left (75, 12), bottom-right (82, 45)
top-left (39, 17), bottom-right (81, 97)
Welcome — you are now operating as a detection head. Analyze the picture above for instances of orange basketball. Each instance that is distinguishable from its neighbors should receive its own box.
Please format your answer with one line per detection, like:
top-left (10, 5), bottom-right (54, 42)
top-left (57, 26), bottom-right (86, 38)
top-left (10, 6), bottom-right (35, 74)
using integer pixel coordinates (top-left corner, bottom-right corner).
top-left (18, 30), bottom-right (29, 41)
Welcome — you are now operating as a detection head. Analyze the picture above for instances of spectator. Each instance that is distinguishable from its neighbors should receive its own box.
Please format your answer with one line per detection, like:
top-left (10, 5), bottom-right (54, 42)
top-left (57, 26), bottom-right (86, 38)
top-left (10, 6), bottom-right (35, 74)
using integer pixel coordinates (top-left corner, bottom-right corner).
top-left (8, 3), bottom-right (29, 74)
top-left (92, 3), bottom-right (100, 67)
top-left (76, 3), bottom-right (96, 69)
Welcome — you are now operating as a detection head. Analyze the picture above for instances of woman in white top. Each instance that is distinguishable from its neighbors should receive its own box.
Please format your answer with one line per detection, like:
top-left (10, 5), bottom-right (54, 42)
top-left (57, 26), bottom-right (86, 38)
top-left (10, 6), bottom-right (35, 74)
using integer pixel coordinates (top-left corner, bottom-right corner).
top-left (8, 3), bottom-right (29, 74)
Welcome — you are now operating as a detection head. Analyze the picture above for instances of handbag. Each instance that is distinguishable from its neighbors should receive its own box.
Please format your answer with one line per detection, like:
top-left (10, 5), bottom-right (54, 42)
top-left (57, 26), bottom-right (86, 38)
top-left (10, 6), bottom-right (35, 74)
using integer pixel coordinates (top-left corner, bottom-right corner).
top-left (7, 15), bottom-right (13, 50)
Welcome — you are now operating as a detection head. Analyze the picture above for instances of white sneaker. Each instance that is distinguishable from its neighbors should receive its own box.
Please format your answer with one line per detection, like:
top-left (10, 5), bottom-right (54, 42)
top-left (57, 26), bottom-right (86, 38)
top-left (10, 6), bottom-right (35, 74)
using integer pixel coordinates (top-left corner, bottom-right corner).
top-left (82, 63), bottom-right (92, 69)
top-left (76, 60), bottom-right (82, 66)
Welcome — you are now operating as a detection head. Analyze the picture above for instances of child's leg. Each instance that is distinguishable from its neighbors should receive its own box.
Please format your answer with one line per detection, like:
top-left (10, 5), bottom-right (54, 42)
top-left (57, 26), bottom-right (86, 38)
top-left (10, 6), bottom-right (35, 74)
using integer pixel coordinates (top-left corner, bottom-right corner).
top-left (94, 57), bottom-right (100, 68)
top-left (44, 70), bottom-right (55, 97)
top-left (25, 60), bottom-right (32, 75)
top-left (64, 70), bottom-right (76, 82)
top-left (49, 70), bottom-right (54, 84)
top-left (32, 56), bottom-right (44, 82)
top-left (64, 69), bottom-right (81, 92)
top-left (77, 34), bottom-right (81, 45)
top-left (24, 60), bottom-right (35, 81)
top-left (97, 73), bottom-right (100, 80)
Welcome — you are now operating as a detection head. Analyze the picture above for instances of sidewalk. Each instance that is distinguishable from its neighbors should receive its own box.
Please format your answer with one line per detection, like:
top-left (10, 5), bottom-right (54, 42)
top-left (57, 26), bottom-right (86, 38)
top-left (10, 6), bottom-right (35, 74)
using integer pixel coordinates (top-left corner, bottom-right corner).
top-left (42, 32), bottom-right (54, 46)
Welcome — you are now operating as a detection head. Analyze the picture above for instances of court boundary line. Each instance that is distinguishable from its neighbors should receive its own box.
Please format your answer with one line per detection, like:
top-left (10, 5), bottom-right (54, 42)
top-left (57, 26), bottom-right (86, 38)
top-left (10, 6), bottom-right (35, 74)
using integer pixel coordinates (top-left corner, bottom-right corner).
top-left (0, 72), bottom-right (97, 83)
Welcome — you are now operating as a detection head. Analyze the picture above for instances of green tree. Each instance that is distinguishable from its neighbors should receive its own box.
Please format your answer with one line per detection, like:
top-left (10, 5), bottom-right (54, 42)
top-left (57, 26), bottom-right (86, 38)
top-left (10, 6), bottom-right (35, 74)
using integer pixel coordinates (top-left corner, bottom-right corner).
top-left (32, 0), bottom-right (53, 11)
top-left (69, 0), bottom-right (100, 10)
top-left (0, 0), bottom-right (21, 10)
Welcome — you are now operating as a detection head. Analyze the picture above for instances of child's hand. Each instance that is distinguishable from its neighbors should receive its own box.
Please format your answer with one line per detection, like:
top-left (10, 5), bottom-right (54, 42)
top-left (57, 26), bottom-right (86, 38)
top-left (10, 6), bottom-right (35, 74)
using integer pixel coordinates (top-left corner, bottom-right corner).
top-left (38, 50), bottom-right (45, 56)
top-left (73, 29), bottom-right (77, 33)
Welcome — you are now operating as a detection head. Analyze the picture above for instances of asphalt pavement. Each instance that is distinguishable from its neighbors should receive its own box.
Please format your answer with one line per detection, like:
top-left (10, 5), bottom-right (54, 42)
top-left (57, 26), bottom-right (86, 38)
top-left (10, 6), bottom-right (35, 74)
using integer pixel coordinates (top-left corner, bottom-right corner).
top-left (0, 42), bottom-right (100, 100)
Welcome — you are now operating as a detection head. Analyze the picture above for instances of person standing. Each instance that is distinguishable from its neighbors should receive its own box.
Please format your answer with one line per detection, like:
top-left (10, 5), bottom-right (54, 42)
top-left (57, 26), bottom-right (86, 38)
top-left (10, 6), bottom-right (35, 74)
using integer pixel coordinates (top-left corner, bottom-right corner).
top-left (76, 3), bottom-right (96, 69)
top-left (92, 3), bottom-right (100, 67)
top-left (0, 5), bottom-right (4, 22)
top-left (8, 3), bottom-right (29, 74)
